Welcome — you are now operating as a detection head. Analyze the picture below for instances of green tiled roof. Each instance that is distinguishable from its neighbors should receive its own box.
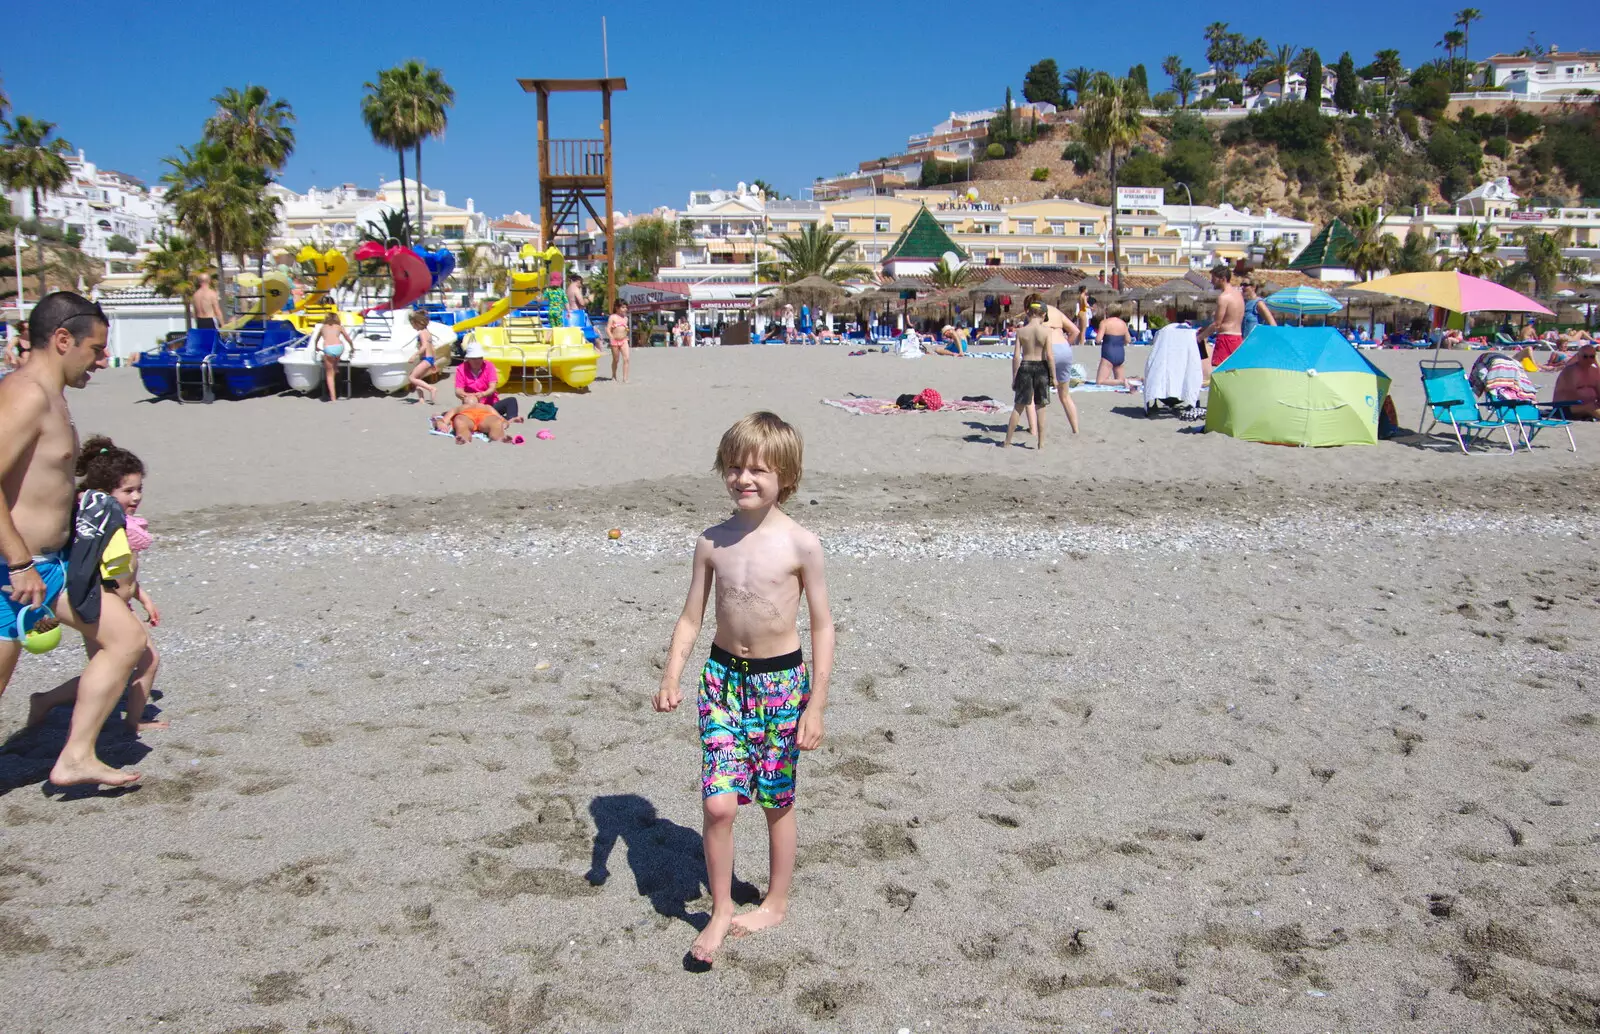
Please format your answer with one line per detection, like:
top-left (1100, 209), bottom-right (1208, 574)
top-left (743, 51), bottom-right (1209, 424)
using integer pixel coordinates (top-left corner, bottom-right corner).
top-left (1290, 218), bottom-right (1356, 269)
top-left (884, 205), bottom-right (969, 262)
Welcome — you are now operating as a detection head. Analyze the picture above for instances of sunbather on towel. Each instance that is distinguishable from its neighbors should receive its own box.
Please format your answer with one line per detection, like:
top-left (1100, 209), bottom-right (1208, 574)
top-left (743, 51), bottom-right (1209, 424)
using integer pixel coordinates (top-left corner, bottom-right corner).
top-left (431, 404), bottom-right (523, 444)
top-left (1554, 343), bottom-right (1599, 419)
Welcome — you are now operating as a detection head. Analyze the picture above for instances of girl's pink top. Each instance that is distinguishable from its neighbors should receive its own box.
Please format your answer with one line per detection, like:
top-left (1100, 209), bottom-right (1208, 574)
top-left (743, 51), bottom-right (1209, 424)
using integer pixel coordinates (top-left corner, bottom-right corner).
top-left (454, 360), bottom-right (499, 404)
top-left (125, 515), bottom-right (153, 552)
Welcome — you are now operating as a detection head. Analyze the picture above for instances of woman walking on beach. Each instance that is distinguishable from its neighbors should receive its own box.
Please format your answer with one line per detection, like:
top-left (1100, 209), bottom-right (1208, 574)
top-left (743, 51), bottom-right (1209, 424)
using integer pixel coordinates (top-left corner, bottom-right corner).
top-left (606, 300), bottom-right (631, 384)
top-left (315, 313), bottom-right (354, 401)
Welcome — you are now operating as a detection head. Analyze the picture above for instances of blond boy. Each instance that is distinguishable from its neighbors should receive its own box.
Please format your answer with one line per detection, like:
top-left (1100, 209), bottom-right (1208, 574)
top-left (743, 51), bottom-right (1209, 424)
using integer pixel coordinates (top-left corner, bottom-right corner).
top-left (653, 412), bottom-right (834, 965)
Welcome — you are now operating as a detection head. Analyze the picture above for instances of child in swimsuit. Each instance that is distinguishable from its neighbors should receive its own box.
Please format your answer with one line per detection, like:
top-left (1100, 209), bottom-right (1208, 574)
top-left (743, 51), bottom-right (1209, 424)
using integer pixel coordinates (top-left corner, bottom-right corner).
top-left (406, 310), bottom-right (438, 405)
top-left (316, 312), bottom-right (354, 401)
top-left (25, 437), bottom-right (168, 735)
top-left (653, 412), bottom-right (834, 966)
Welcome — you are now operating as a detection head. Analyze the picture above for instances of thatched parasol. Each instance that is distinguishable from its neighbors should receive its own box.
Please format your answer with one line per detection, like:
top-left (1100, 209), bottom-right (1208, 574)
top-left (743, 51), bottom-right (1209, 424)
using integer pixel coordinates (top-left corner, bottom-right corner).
top-left (778, 274), bottom-right (848, 308)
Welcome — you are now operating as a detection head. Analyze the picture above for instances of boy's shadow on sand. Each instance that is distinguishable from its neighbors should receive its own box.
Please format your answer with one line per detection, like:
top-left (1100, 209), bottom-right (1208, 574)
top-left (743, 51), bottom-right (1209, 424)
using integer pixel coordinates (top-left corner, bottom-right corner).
top-left (586, 794), bottom-right (761, 939)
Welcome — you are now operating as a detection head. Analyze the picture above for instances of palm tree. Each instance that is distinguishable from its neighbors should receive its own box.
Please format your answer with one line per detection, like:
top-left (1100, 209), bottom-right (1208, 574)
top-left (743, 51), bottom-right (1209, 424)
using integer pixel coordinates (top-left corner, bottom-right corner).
top-left (1371, 49), bottom-right (1404, 107)
top-left (204, 85), bottom-right (296, 174)
top-left (1173, 69), bottom-right (1198, 108)
top-left (0, 116), bottom-right (73, 223)
top-left (1339, 206), bottom-right (1399, 280)
top-left (140, 234), bottom-right (211, 329)
top-left (1268, 44), bottom-right (1298, 102)
top-left (1455, 8), bottom-right (1482, 79)
top-left (1438, 221), bottom-right (1501, 277)
top-left (1162, 55), bottom-right (1183, 83)
top-left (1438, 30), bottom-right (1466, 87)
top-left (1063, 67), bottom-right (1097, 109)
top-left (768, 224), bottom-right (872, 283)
top-left (1080, 75), bottom-right (1144, 286)
top-left (1260, 239), bottom-right (1292, 269)
top-left (361, 69), bottom-right (415, 239)
top-left (617, 215), bottom-right (689, 281)
top-left (1506, 228), bottom-right (1581, 297)
top-left (928, 257), bottom-right (980, 289)
top-left (162, 140), bottom-right (277, 306)
top-left (1396, 228), bottom-right (1437, 273)
top-left (377, 61), bottom-right (455, 238)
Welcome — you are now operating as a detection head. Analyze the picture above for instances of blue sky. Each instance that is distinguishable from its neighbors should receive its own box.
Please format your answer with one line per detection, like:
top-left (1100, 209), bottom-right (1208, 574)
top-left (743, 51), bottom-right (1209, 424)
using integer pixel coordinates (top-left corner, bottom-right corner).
top-left (2, 0), bottom-right (1587, 217)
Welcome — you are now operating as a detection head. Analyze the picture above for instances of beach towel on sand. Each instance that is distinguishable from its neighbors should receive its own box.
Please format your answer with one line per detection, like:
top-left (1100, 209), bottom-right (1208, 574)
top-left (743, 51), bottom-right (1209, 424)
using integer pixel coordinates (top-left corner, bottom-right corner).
top-left (822, 397), bottom-right (1006, 415)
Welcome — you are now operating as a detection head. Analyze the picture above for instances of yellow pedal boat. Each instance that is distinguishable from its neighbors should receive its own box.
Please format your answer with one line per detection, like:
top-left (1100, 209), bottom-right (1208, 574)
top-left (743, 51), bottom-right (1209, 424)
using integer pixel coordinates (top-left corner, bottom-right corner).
top-left (468, 319), bottom-right (597, 392)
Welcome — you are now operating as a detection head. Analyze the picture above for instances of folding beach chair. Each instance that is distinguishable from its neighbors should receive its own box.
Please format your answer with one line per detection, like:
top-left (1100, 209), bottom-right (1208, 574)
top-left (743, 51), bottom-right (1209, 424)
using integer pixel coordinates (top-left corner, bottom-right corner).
top-left (1485, 398), bottom-right (1579, 453)
top-left (1418, 360), bottom-right (1518, 454)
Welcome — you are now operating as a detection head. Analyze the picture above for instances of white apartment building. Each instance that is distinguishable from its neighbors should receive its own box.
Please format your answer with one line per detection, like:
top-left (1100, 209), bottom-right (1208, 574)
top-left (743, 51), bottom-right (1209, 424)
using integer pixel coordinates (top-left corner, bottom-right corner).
top-left (1380, 178), bottom-right (1600, 270)
top-left (268, 179), bottom-right (488, 247)
top-left (1154, 202), bottom-right (1315, 269)
top-left (1481, 51), bottom-right (1600, 98)
top-left (5, 150), bottom-right (169, 259)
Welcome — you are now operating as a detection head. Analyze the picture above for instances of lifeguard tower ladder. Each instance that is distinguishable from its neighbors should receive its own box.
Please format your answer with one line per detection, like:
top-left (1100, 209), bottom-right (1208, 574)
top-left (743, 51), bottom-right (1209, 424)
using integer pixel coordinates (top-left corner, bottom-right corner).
top-left (517, 77), bottom-right (627, 310)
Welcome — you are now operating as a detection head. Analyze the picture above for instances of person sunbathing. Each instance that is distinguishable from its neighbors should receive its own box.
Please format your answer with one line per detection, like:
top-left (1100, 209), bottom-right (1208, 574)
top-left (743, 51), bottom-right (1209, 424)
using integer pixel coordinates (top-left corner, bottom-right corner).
top-left (431, 403), bottom-right (524, 444)
top-left (1554, 343), bottom-right (1599, 420)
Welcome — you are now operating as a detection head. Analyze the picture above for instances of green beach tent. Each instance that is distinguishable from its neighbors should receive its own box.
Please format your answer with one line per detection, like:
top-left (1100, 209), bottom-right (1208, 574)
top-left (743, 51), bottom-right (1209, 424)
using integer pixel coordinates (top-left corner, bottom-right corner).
top-left (1205, 326), bottom-right (1391, 446)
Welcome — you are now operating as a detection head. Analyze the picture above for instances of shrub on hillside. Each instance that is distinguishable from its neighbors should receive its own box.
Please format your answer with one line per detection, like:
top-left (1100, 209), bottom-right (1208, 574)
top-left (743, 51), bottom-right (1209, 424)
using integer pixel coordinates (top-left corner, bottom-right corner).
top-left (1505, 110), bottom-right (1542, 141)
top-left (1426, 121), bottom-right (1483, 200)
top-left (1117, 149), bottom-right (1168, 188)
top-left (1546, 109), bottom-right (1600, 197)
top-left (1030, 167), bottom-right (1049, 182)
top-left (1061, 141), bottom-right (1096, 175)
top-left (1483, 136), bottom-right (1512, 159)
top-left (1151, 92), bottom-right (1177, 113)
top-left (1398, 110), bottom-right (1420, 140)
top-left (985, 142), bottom-right (1006, 159)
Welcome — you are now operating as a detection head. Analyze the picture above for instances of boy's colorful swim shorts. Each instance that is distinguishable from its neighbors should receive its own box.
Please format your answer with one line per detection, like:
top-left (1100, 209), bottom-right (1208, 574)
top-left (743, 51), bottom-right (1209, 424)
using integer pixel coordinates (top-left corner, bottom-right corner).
top-left (699, 643), bottom-right (809, 809)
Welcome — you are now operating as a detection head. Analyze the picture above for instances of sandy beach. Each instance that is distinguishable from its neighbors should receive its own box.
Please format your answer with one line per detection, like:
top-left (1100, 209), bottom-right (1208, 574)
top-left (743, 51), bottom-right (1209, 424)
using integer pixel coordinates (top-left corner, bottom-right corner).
top-left (3, 344), bottom-right (1598, 1033)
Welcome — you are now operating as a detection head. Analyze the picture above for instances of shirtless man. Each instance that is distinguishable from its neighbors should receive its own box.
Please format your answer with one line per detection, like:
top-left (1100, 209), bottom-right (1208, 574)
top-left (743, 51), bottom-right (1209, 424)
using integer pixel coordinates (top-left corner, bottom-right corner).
top-left (0, 292), bottom-right (147, 787)
top-left (1555, 342), bottom-right (1600, 420)
top-left (191, 273), bottom-right (223, 330)
top-left (1032, 293), bottom-right (1083, 435)
top-left (1005, 302), bottom-right (1058, 451)
top-left (1194, 265), bottom-right (1243, 383)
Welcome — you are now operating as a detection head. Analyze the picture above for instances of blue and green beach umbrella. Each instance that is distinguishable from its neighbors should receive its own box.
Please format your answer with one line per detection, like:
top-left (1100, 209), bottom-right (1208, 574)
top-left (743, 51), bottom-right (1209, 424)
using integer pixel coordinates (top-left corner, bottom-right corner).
top-left (1263, 285), bottom-right (1343, 323)
top-left (1206, 326), bottom-right (1391, 447)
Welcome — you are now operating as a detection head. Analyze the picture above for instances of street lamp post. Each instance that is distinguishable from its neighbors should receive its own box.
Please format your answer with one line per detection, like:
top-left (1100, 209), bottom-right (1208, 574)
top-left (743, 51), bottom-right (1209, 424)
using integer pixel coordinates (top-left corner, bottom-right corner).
top-left (13, 228), bottom-right (28, 317)
top-left (1172, 182), bottom-right (1196, 268)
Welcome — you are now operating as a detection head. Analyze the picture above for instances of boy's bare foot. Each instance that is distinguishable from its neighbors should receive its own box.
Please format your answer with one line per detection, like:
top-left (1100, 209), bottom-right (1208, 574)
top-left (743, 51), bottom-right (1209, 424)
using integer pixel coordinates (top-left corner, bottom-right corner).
top-left (690, 911), bottom-right (734, 964)
top-left (25, 692), bottom-right (55, 730)
top-left (48, 758), bottom-right (141, 788)
top-left (730, 903), bottom-right (787, 937)
top-left (129, 719), bottom-right (169, 733)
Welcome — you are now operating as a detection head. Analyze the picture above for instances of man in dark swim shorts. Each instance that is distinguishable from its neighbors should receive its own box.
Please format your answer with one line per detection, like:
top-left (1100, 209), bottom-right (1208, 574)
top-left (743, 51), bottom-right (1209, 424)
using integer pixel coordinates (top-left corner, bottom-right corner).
top-left (1005, 303), bottom-right (1060, 451)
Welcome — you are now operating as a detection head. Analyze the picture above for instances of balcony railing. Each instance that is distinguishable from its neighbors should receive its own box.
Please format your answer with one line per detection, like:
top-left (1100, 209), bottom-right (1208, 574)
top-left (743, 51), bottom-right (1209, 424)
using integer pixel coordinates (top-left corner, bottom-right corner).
top-left (549, 138), bottom-right (606, 178)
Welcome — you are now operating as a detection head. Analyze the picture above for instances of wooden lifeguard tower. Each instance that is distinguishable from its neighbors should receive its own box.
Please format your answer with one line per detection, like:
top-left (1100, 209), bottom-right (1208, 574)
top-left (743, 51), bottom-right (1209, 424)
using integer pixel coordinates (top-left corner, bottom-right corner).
top-left (516, 77), bottom-right (627, 309)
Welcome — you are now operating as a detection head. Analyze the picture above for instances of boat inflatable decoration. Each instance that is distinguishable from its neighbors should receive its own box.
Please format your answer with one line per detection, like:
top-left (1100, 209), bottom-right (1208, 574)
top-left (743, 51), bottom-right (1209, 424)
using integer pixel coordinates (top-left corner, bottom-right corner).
top-left (415, 245), bottom-right (456, 290)
top-left (354, 241), bottom-right (431, 313)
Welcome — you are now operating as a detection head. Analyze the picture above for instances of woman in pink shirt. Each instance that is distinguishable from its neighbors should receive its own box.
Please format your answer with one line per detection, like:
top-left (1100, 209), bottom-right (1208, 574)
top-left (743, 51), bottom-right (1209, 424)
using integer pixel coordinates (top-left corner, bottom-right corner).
top-left (453, 341), bottom-right (519, 420)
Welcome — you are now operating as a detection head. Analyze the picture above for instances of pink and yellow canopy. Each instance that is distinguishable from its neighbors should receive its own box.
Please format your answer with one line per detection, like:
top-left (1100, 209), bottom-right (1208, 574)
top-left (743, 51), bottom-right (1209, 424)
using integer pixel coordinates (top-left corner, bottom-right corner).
top-left (1348, 271), bottom-right (1553, 315)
